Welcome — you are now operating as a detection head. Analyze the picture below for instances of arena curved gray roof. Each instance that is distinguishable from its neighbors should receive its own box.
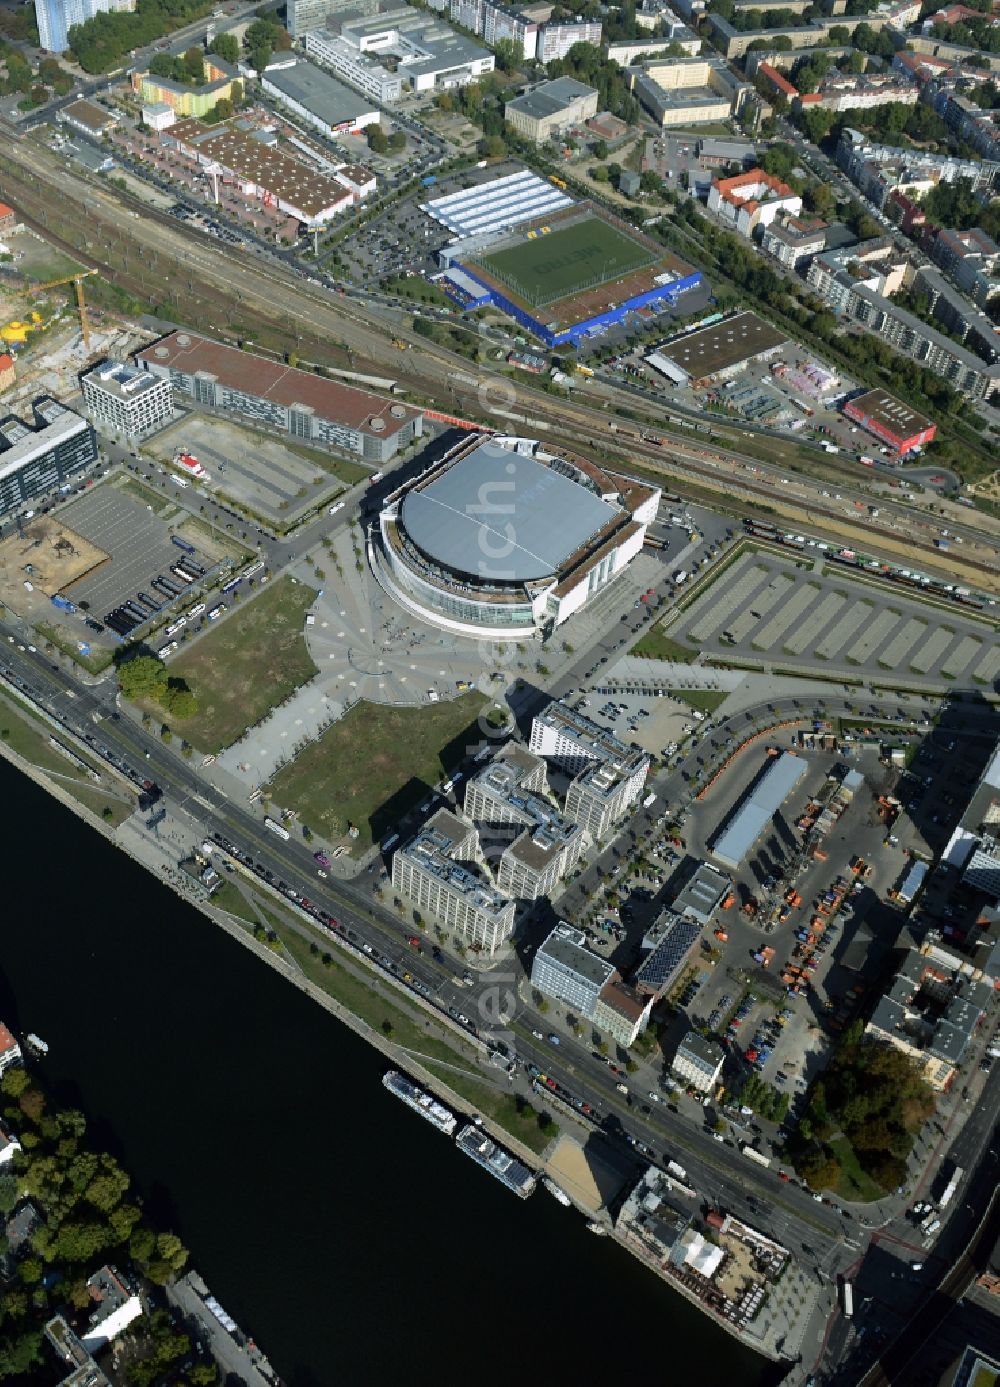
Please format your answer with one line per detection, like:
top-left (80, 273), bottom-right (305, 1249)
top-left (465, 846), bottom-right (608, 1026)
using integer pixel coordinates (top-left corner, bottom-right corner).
top-left (400, 441), bottom-right (619, 582)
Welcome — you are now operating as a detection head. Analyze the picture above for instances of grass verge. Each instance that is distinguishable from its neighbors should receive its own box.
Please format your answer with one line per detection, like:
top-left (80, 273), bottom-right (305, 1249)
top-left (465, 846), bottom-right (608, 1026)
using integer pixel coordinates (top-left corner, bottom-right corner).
top-left (421, 1061), bottom-right (553, 1156)
top-left (166, 576), bottom-right (318, 751)
top-left (674, 689), bottom-right (728, 713)
top-left (277, 926), bottom-right (480, 1067)
top-left (270, 692), bottom-right (488, 852)
top-left (631, 629), bottom-right (696, 662)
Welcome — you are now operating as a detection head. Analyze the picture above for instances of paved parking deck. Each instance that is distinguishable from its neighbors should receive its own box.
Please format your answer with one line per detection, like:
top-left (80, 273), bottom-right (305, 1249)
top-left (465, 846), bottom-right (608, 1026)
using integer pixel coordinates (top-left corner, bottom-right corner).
top-left (666, 551), bottom-right (996, 687)
top-left (59, 485), bottom-right (213, 622)
top-left (147, 416), bottom-right (355, 525)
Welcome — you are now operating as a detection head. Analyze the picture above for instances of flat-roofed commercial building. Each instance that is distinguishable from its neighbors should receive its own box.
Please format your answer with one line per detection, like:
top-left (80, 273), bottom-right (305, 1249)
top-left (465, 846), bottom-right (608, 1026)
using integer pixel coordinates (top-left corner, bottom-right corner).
top-left (671, 1029), bottom-right (724, 1092)
top-left (161, 117), bottom-right (355, 227)
top-left (672, 861), bottom-right (731, 925)
top-left (649, 311), bottom-right (788, 387)
top-left (711, 753), bottom-right (809, 871)
top-left (391, 808), bottom-right (515, 955)
top-left (82, 360), bottom-right (173, 438)
top-left (137, 331), bottom-right (422, 463)
top-left (842, 388), bottom-right (937, 455)
top-left (421, 168), bottom-right (573, 239)
top-left (531, 921), bottom-right (616, 1014)
top-left (262, 57), bottom-right (381, 136)
top-left (0, 398), bottom-right (97, 519)
top-left (530, 699), bottom-right (650, 839)
top-left (505, 77), bottom-right (599, 143)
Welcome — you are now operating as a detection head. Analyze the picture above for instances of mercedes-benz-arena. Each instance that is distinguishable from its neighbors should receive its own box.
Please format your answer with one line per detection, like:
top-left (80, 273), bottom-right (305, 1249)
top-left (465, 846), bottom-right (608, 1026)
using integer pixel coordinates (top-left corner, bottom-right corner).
top-left (373, 434), bottom-right (660, 639)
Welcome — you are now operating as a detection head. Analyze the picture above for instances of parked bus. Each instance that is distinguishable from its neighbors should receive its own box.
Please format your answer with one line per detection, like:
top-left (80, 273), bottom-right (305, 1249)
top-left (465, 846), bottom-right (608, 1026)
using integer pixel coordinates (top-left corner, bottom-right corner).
top-left (740, 1143), bottom-right (771, 1168)
top-left (264, 816), bottom-right (290, 841)
top-left (840, 1279), bottom-right (854, 1318)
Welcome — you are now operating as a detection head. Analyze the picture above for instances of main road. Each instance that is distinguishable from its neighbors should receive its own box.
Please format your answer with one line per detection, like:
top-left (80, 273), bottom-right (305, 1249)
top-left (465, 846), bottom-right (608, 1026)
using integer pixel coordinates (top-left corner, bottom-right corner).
top-left (0, 627), bottom-right (975, 1274)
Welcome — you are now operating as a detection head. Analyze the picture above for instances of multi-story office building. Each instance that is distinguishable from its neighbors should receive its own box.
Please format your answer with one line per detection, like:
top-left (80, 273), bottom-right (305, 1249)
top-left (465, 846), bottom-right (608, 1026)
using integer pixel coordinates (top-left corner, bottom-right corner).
top-left (0, 398), bottom-right (96, 519)
top-left (305, 29), bottom-right (403, 104)
top-left (530, 922), bottom-right (616, 1015)
top-left (305, 12), bottom-right (493, 103)
top-left (288, 0), bottom-right (379, 38)
top-left (35, 0), bottom-right (134, 54)
top-left (530, 701), bottom-right (649, 840)
top-left (464, 747), bottom-right (549, 824)
top-left (634, 913), bottom-right (702, 999)
top-left (81, 361), bottom-right (173, 438)
top-left (671, 1029), bottom-right (725, 1093)
top-left (137, 332), bottom-right (422, 462)
top-left (391, 809), bottom-right (515, 955)
top-left (465, 748), bottom-right (584, 899)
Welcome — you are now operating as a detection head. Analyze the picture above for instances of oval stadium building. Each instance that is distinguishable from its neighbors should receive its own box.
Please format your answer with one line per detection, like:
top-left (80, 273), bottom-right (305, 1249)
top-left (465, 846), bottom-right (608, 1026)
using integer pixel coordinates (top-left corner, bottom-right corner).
top-left (373, 435), bottom-right (660, 639)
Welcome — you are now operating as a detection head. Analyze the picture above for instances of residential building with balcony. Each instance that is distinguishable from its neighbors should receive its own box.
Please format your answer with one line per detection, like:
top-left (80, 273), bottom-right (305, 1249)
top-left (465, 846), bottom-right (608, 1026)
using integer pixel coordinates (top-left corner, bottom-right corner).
top-left (391, 809), bottom-right (515, 954)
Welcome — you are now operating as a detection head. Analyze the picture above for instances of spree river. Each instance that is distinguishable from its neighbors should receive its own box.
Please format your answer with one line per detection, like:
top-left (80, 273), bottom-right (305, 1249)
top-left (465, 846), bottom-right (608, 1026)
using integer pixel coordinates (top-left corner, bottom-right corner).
top-left (0, 760), bottom-right (785, 1387)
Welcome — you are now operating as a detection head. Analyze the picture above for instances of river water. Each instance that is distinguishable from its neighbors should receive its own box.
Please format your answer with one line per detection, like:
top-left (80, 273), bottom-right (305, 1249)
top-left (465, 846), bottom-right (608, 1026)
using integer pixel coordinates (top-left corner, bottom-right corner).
top-left (1, 760), bottom-right (785, 1386)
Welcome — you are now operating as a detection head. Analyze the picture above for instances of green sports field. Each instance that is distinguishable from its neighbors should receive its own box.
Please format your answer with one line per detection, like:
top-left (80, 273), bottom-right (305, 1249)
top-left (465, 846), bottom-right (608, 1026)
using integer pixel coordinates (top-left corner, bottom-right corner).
top-left (475, 214), bottom-right (657, 308)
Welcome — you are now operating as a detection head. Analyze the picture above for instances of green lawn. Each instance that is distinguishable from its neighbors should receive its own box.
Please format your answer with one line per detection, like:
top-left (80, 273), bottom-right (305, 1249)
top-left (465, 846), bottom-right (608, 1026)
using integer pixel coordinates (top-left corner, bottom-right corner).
top-left (383, 273), bottom-right (452, 308)
top-left (278, 926), bottom-right (480, 1067)
top-left (422, 1061), bottom-right (554, 1156)
top-left (166, 577), bottom-right (318, 751)
top-left (269, 692), bottom-right (488, 851)
top-left (477, 213), bottom-right (656, 308)
top-left (828, 1135), bottom-right (885, 1204)
top-left (34, 623), bottom-right (114, 675)
top-left (674, 689), bottom-right (728, 713)
top-left (631, 628), bottom-right (696, 662)
top-left (117, 477), bottom-right (173, 515)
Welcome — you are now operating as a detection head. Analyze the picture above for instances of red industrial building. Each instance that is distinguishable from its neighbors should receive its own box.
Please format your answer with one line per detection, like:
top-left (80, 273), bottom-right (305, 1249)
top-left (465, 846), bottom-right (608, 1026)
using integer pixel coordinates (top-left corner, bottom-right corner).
top-left (842, 389), bottom-right (937, 455)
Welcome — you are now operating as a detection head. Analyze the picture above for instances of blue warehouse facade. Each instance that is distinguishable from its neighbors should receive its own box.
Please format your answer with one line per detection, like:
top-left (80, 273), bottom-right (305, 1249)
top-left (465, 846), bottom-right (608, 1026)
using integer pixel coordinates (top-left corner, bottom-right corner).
top-left (442, 263), bottom-right (704, 347)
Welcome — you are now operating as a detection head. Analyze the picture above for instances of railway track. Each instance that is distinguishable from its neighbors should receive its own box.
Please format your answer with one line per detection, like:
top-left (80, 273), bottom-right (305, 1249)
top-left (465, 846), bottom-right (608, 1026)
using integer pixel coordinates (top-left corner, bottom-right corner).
top-left (3, 143), bottom-right (999, 593)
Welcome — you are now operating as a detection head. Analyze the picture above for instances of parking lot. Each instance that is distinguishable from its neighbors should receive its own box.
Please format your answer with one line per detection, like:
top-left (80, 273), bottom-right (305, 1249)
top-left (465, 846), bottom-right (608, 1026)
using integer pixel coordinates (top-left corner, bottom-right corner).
top-left (57, 483), bottom-right (220, 635)
top-left (145, 415), bottom-right (353, 526)
top-left (665, 549), bottom-right (1000, 686)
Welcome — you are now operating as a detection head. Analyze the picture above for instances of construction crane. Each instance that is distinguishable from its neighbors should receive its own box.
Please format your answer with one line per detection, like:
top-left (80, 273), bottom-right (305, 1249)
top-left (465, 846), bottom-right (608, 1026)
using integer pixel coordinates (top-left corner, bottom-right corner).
top-left (26, 269), bottom-right (98, 348)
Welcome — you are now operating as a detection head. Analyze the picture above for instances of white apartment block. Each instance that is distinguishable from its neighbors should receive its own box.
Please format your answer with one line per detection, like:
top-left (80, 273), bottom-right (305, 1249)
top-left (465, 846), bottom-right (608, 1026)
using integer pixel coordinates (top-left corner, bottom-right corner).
top-left (671, 1030), bottom-right (724, 1092)
top-left (81, 360), bottom-right (173, 437)
top-left (530, 701), bottom-right (649, 840)
top-left (391, 808), bottom-right (515, 955)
